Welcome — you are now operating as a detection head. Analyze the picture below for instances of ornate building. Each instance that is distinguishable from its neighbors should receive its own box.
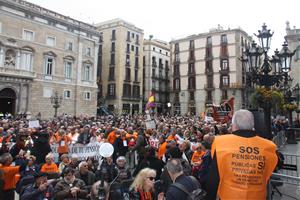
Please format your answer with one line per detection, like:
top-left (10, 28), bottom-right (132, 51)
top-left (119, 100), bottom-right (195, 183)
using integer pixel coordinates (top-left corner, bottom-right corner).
top-left (0, 0), bottom-right (101, 118)
top-left (170, 26), bottom-right (252, 115)
top-left (285, 21), bottom-right (300, 86)
top-left (143, 37), bottom-right (170, 114)
top-left (95, 19), bottom-right (144, 115)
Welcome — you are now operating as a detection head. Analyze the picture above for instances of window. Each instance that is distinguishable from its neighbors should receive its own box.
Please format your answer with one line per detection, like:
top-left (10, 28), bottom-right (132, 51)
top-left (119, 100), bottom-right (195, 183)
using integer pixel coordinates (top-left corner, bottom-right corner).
top-left (84, 91), bottom-right (91, 100)
top-left (83, 64), bottom-right (92, 81)
top-left (23, 30), bottom-right (34, 41)
top-left (152, 56), bottom-right (156, 67)
top-left (174, 78), bottom-right (180, 90)
top-left (133, 85), bottom-right (140, 97)
top-left (132, 33), bottom-right (135, 38)
top-left (86, 47), bottom-right (91, 56)
top-left (131, 45), bottom-right (134, 51)
top-left (135, 47), bottom-right (139, 55)
top-left (126, 44), bottom-right (130, 53)
top-left (222, 75), bottom-right (229, 86)
top-left (166, 52), bottom-right (168, 56)
top-left (66, 42), bottom-right (73, 51)
top-left (221, 59), bottom-right (228, 70)
top-left (190, 40), bottom-right (194, 49)
top-left (112, 30), bottom-right (116, 40)
top-left (109, 67), bottom-right (115, 80)
top-left (46, 36), bottom-right (56, 46)
top-left (207, 36), bottom-right (212, 45)
top-left (108, 84), bottom-right (115, 96)
top-left (153, 47), bottom-right (155, 51)
top-left (126, 54), bottom-right (130, 66)
top-left (175, 43), bottom-right (179, 52)
top-left (123, 84), bottom-right (131, 96)
top-left (188, 63), bottom-right (195, 74)
top-left (64, 90), bottom-right (71, 99)
top-left (127, 31), bottom-right (131, 41)
top-left (111, 42), bottom-right (115, 52)
top-left (135, 57), bottom-right (139, 68)
top-left (175, 54), bottom-right (180, 62)
top-left (125, 68), bottom-right (131, 81)
top-left (20, 48), bottom-right (33, 71)
top-left (64, 61), bottom-right (72, 79)
top-left (188, 77), bottom-right (195, 89)
top-left (134, 69), bottom-right (138, 82)
top-left (221, 34), bottom-right (227, 43)
top-left (110, 54), bottom-right (115, 65)
top-left (136, 34), bottom-right (139, 44)
top-left (297, 47), bottom-right (300, 60)
top-left (45, 57), bottom-right (54, 75)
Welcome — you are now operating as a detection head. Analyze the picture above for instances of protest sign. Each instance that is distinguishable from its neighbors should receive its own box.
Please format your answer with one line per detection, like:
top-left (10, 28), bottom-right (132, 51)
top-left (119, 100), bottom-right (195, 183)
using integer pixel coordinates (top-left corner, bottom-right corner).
top-left (145, 120), bottom-right (156, 129)
top-left (51, 142), bottom-right (103, 162)
top-left (29, 120), bottom-right (40, 128)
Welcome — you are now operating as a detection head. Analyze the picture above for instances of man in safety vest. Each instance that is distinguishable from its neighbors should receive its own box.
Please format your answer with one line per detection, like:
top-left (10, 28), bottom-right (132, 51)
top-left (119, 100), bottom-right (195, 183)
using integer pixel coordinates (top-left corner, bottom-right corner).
top-left (206, 109), bottom-right (278, 200)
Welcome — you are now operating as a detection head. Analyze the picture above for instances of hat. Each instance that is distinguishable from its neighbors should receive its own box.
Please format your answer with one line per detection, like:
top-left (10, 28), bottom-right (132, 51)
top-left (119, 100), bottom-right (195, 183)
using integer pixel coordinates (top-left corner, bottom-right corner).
top-left (33, 172), bottom-right (47, 179)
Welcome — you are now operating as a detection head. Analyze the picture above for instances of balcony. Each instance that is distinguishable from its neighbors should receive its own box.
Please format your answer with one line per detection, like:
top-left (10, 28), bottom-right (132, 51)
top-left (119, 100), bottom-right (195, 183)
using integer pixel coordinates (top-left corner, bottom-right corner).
top-left (204, 83), bottom-right (215, 91)
top-left (205, 69), bottom-right (213, 75)
top-left (230, 82), bottom-right (243, 89)
top-left (106, 95), bottom-right (116, 100)
top-left (0, 67), bottom-right (36, 79)
top-left (220, 83), bottom-right (230, 89)
top-left (219, 68), bottom-right (229, 75)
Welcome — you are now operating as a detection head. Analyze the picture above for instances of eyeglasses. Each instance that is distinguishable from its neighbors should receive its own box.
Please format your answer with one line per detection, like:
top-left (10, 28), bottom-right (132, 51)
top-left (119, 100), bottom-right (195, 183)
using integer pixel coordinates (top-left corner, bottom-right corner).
top-left (147, 177), bottom-right (155, 181)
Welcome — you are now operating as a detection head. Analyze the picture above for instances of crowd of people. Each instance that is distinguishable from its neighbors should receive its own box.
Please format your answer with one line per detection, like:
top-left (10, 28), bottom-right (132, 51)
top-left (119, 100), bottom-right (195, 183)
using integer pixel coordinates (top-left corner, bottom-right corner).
top-left (0, 110), bottom-right (287, 200)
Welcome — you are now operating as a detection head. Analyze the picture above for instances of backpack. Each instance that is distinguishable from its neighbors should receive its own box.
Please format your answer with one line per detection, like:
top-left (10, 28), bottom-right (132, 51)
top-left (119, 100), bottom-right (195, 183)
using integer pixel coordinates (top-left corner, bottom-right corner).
top-left (172, 176), bottom-right (206, 200)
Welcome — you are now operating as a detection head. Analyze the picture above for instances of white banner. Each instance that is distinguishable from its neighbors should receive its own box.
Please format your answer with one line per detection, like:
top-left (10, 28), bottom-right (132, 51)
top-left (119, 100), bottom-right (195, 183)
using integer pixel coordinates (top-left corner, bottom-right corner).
top-left (51, 142), bottom-right (103, 162)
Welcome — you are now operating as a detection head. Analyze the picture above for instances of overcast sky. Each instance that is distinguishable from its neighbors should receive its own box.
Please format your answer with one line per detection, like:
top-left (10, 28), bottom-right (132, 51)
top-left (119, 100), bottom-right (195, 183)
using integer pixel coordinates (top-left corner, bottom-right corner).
top-left (27, 0), bottom-right (299, 52)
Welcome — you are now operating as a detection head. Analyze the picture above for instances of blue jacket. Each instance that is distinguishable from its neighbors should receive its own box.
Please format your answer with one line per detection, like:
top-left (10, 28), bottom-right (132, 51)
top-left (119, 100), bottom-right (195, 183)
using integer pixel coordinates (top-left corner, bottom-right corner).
top-left (21, 184), bottom-right (54, 200)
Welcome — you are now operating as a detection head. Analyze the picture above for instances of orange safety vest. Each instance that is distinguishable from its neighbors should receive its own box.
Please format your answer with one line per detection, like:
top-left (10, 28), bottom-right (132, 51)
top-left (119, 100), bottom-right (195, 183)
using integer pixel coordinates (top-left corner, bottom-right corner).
top-left (212, 134), bottom-right (277, 200)
top-left (0, 165), bottom-right (20, 190)
top-left (157, 142), bottom-right (167, 160)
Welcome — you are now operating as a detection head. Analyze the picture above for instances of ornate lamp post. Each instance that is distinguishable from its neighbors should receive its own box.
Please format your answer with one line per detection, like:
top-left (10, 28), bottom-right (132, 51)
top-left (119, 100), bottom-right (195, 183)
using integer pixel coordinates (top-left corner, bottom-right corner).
top-left (50, 91), bottom-right (63, 117)
top-left (242, 23), bottom-right (295, 139)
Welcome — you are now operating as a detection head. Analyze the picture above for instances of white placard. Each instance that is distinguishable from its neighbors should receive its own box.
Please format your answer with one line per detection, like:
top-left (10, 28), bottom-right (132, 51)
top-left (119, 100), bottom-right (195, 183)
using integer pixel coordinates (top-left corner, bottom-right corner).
top-left (29, 120), bottom-right (40, 128)
top-left (146, 120), bottom-right (156, 129)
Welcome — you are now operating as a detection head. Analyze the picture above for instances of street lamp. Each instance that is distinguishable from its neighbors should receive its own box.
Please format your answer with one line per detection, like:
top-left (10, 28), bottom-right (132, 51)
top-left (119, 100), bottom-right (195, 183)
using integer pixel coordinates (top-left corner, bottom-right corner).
top-left (242, 23), bottom-right (295, 139)
top-left (50, 91), bottom-right (62, 117)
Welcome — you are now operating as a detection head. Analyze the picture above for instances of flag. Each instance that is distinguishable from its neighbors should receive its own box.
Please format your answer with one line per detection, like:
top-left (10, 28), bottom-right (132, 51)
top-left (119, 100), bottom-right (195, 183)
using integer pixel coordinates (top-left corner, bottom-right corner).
top-left (146, 92), bottom-right (156, 110)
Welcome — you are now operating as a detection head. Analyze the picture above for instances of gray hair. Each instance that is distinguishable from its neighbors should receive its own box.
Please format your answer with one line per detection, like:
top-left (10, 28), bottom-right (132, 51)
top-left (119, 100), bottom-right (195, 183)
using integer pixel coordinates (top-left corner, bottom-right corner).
top-left (0, 153), bottom-right (12, 165)
top-left (231, 109), bottom-right (254, 130)
top-left (166, 159), bottom-right (183, 174)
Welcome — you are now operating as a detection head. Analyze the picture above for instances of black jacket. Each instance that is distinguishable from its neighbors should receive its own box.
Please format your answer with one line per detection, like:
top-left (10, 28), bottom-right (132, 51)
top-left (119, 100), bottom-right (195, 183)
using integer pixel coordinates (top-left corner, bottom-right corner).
top-left (165, 174), bottom-right (199, 200)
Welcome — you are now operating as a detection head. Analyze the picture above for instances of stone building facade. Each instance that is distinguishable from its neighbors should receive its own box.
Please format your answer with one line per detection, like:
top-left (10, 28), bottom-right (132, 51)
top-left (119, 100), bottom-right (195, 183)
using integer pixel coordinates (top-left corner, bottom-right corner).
top-left (143, 38), bottom-right (170, 114)
top-left (170, 26), bottom-right (252, 115)
top-left (285, 22), bottom-right (300, 87)
top-left (95, 19), bottom-right (144, 115)
top-left (0, 0), bottom-right (100, 118)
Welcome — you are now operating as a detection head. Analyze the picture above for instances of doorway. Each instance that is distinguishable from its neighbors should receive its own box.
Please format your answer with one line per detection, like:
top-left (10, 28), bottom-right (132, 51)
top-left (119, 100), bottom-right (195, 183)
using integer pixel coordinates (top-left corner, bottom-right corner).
top-left (0, 88), bottom-right (16, 116)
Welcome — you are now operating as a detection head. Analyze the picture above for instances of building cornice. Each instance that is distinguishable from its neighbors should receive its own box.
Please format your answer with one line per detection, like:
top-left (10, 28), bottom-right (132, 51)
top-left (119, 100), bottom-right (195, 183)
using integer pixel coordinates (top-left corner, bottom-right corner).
top-left (95, 18), bottom-right (144, 34)
top-left (1, 0), bottom-right (101, 38)
top-left (170, 28), bottom-right (252, 44)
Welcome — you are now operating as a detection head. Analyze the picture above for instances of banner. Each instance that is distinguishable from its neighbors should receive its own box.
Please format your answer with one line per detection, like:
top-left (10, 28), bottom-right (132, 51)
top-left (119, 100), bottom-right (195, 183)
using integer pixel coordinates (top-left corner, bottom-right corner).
top-left (51, 142), bottom-right (103, 162)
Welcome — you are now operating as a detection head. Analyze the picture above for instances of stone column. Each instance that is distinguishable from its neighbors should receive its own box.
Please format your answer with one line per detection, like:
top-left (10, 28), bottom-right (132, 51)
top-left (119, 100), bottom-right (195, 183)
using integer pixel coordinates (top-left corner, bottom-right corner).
top-left (17, 82), bottom-right (23, 113)
top-left (16, 51), bottom-right (21, 69)
top-left (0, 48), bottom-right (4, 67)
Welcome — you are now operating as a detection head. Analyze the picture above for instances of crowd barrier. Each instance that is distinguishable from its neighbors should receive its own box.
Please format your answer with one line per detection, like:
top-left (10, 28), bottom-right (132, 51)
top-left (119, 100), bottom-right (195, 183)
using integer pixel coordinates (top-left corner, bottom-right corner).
top-left (268, 173), bottom-right (300, 200)
top-left (278, 153), bottom-right (300, 180)
top-left (267, 152), bottom-right (300, 199)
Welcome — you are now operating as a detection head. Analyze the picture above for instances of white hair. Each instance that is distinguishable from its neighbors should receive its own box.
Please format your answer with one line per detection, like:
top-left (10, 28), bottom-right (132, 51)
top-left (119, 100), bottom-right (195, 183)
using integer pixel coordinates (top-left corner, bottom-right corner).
top-left (231, 109), bottom-right (254, 130)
